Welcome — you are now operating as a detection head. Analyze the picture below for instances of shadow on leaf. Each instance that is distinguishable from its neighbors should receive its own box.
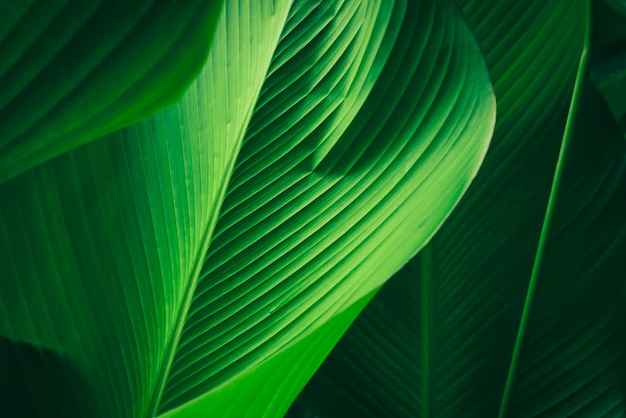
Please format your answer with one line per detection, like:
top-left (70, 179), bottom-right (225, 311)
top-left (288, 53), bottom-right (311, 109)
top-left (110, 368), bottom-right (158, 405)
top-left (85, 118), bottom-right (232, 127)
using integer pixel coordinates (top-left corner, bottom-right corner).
top-left (0, 337), bottom-right (97, 418)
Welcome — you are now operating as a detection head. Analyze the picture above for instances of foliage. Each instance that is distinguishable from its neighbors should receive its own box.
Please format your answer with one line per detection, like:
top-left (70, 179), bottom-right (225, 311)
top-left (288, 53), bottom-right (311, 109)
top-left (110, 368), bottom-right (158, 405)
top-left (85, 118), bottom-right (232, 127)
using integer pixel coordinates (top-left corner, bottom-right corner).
top-left (297, 0), bottom-right (626, 417)
top-left (0, 0), bottom-right (624, 417)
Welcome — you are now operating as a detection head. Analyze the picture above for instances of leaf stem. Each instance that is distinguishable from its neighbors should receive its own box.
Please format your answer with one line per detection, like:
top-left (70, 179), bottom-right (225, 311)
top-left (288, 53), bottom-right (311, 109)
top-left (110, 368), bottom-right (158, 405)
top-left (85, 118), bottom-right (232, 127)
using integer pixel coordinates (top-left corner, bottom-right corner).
top-left (145, 132), bottom-right (238, 418)
top-left (421, 243), bottom-right (434, 418)
top-left (497, 2), bottom-right (594, 417)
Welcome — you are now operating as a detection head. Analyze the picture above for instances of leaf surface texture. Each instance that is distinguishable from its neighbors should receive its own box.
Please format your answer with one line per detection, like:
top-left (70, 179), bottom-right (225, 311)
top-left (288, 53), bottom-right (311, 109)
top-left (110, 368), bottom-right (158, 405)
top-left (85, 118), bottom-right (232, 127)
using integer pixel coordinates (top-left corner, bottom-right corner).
top-left (0, 0), bottom-right (224, 183)
top-left (0, 0), bottom-right (495, 416)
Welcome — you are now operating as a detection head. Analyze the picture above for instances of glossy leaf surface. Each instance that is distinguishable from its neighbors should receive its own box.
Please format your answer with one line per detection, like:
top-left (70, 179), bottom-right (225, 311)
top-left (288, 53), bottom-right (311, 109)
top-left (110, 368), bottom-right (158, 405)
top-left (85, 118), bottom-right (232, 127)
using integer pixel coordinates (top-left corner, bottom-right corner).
top-left (0, 0), bottom-right (495, 416)
top-left (297, 2), bottom-right (624, 418)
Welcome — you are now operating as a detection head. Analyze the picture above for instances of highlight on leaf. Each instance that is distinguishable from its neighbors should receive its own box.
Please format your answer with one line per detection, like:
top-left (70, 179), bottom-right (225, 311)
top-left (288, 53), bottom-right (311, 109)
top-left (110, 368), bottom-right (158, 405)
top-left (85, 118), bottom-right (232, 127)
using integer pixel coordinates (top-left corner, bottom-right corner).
top-left (297, 1), bottom-right (626, 417)
top-left (0, 0), bottom-right (494, 417)
top-left (2, 0), bottom-right (624, 417)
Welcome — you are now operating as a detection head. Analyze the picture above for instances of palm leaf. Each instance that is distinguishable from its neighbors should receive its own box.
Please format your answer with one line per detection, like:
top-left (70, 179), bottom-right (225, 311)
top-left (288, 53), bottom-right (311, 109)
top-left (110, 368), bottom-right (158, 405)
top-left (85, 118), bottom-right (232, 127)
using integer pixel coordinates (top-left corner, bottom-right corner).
top-left (0, 0), bottom-right (495, 416)
top-left (0, 0), bottom-right (223, 183)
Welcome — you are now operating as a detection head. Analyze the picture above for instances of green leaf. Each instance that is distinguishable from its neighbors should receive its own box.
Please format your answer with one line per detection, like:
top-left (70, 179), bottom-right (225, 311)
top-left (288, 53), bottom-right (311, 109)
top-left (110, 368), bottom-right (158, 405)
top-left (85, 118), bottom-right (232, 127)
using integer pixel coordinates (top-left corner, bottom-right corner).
top-left (604, 0), bottom-right (626, 15)
top-left (297, 2), bottom-right (620, 418)
top-left (593, 53), bottom-right (626, 132)
top-left (592, 0), bottom-right (626, 135)
top-left (0, 337), bottom-right (97, 417)
top-left (0, 1), bottom-right (291, 415)
top-left (0, 0), bottom-right (223, 183)
top-left (499, 73), bottom-right (626, 418)
top-left (157, 1), bottom-right (494, 414)
top-left (0, 0), bottom-right (495, 416)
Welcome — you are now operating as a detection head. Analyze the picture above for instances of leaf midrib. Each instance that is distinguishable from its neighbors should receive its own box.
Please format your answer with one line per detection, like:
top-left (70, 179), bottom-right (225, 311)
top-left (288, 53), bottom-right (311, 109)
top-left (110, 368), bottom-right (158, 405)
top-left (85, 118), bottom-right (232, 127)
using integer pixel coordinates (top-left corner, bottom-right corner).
top-left (497, 2), bottom-right (594, 416)
top-left (421, 243), bottom-right (434, 418)
top-left (144, 4), bottom-right (295, 415)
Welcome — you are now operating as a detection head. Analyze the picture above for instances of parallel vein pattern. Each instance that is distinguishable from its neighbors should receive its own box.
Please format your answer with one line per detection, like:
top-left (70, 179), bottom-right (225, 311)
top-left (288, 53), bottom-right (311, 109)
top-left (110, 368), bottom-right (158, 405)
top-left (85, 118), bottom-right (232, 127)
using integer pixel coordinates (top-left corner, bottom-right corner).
top-left (507, 85), bottom-right (626, 417)
top-left (0, 0), bottom-right (222, 183)
top-left (160, 0), bottom-right (494, 414)
top-left (0, 79), bottom-right (218, 418)
top-left (1, 0), bottom-right (494, 417)
top-left (0, 1), bottom-right (293, 417)
top-left (299, 1), bottom-right (588, 417)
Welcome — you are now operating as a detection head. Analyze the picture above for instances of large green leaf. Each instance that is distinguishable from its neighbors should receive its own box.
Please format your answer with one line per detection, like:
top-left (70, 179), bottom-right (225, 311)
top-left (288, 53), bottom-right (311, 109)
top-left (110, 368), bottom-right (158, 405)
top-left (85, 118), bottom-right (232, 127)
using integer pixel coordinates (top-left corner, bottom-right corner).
top-left (297, 1), bottom-right (617, 418)
top-left (0, 0), bottom-right (223, 183)
top-left (0, 0), bottom-right (495, 416)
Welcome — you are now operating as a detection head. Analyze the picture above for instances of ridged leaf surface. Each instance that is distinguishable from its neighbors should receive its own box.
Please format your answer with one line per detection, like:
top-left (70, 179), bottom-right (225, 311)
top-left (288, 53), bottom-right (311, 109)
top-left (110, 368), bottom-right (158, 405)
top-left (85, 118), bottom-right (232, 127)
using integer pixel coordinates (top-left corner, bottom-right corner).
top-left (297, 2), bottom-right (617, 418)
top-left (0, 0), bottom-right (223, 183)
top-left (0, 0), bottom-right (495, 416)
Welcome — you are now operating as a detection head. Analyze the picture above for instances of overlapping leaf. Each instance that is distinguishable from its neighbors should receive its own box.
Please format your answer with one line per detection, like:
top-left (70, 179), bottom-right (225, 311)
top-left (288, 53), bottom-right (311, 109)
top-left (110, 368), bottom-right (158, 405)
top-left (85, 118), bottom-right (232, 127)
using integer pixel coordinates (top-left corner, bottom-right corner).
top-left (298, 1), bottom-right (599, 417)
top-left (501, 83), bottom-right (626, 418)
top-left (159, 0), bottom-right (494, 415)
top-left (0, 1), bottom-right (290, 415)
top-left (605, 0), bottom-right (626, 15)
top-left (0, 0), bottom-right (495, 416)
top-left (0, 337), bottom-right (97, 417)
top-left (593, 1), bottom-right (626, 135)
top-left (0, 0), bottom-right (222, 183)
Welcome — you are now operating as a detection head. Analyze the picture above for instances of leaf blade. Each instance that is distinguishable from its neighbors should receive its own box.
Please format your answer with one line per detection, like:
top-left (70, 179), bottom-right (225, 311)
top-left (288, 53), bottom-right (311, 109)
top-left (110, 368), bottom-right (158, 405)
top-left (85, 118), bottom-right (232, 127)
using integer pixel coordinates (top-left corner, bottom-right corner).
top-left (0, 0), bottom-right (495, 416)
top-left (0, 0), bottom-right (223, 183)
top-left (0, 2), bottom-right (292, 416)
top-left (160, 0), bottom-right (495, 415)
top-left (298, 1), bottom-right (589, 417)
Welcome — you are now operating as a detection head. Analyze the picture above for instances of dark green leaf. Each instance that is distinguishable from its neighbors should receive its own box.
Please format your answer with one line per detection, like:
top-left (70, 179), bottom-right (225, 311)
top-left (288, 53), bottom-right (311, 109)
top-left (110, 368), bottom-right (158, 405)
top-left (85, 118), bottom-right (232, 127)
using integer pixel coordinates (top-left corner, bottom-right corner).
top-left (501, 75), bottom-right (626, 418)
top-left (604, 0), bottom-right (626, 15)
top-left (298, 2), bottom-right (615, 418)
top-left (0, 0), bottom-right (223, 183)
top-left (592, 0), bottom-right (626, 135)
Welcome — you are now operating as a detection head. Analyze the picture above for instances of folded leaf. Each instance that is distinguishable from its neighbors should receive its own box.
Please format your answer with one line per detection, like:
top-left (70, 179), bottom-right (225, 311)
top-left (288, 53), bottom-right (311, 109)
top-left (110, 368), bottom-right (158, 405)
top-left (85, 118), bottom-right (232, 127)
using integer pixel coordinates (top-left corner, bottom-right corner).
top-left (0, 0), bottom-right (495, 416)
top-left (298, 1), bottom-right (595, 417)
top-left (0, 0), bottom-right (223, 183)
top-left (160, 0), bottom-right (495, 414)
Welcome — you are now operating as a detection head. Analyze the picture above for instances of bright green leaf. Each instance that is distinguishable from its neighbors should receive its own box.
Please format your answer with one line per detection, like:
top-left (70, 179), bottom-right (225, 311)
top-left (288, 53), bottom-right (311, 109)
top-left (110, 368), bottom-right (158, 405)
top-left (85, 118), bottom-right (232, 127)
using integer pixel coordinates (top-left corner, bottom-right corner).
top-left (0, 0), bottom-right (495, 416)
